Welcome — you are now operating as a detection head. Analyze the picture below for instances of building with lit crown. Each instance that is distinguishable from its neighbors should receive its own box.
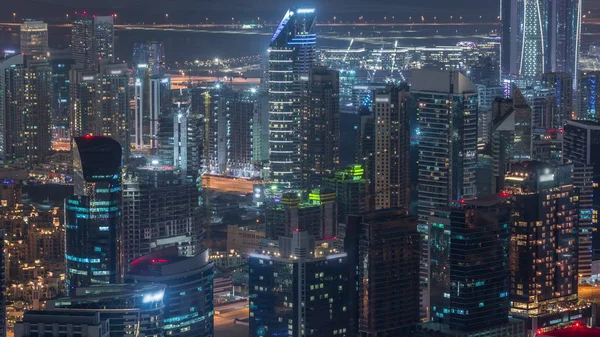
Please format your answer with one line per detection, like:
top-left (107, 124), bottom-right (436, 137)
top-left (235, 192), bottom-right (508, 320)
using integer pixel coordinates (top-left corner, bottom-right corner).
top-left (268, 8), bottom-right (316, 187)
top-left (20, 20), bottom-right (49, 56)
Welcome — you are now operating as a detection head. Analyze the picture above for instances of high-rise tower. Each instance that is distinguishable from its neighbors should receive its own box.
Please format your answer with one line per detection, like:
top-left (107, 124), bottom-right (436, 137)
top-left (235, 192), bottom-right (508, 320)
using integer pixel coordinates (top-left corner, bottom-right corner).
top-left (268, 8), bottom-right (316, 188)
top-left (71, 14), bottom-right (114, 69)
top-left (65, 136), bottom-right (122, 291)
top-left (20, 20), bottom-right (49, 56)
top-left (413, 69), bottom-right (478, 318)
top-left (501, 0), bottom-right (582, 86)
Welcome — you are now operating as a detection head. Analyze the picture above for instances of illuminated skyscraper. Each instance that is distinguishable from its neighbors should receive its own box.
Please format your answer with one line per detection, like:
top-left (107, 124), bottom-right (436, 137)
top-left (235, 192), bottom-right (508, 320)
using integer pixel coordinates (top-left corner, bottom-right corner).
top-left (268, 8), bottom-right (316, 187)
top-left (501, 0), bottom-right (583, 85)
top-left (0, 54), bottom-right (52, 164)
top-left (504, 162), bottom-right (591, 332)
top-left (71, 14), bottom-right (114, 69)
top-left (65, 136), bottom-right (122, 291)
top-left (69, 63), bottom-right (129, 156)
top-left (132, 41), bottom-right (165, 78)
top-left (20, 20), bottom-right (48, 56)
top-left (413, 69), bottom-right (478, 318)
top-left (373, 85), bottom-right (411, 211)
top-left (134, 75), bottom-right (168, 149)
top-left (578, 72), bottom-right (600, 122)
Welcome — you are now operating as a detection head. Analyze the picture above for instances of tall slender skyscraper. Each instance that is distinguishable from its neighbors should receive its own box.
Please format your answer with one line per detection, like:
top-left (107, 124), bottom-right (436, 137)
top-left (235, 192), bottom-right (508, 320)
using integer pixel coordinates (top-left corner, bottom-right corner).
top-left (65, 136), bottom-right (122, 291)
top-left (71, 14), bottom-right (114, 69)
top-left (501, 0), bottom-right (583, 86)
top-left (0, 54), bottom-right (52, 164)
top-left (303, 66), bottom-right (340, 187)
top-left (268, 8), bottom-right (316, 188)
top-left (413, 69), bottom-right (478, 318)
top-left (373, 85), bottom-right (411, 210)
top-left (132, 41), bottom-right (165, 78)
top-left (20, 20), bottom-right (48, 56)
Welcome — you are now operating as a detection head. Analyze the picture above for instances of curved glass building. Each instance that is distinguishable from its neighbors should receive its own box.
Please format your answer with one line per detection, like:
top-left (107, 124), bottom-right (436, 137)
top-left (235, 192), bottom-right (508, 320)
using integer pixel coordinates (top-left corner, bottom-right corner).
top-left (65, 136), bottom-right (122, 291)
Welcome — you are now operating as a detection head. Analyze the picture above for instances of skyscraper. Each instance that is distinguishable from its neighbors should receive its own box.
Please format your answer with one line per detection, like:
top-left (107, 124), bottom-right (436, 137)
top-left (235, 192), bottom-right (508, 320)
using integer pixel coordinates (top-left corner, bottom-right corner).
top-left (429, 194), bottom-right (511, 331)
top-left (543, 72), bottom-right (574, 127)
top-left (345, 209), bottom-right (420, 337)
top-left (323, 164), bottom-right (369, 226)
top-left (0, 229), bottom-right (5, 337)
top-left (20, 20), bottom-right (48, 56)
top-left (249, 231), bottom-right (349, 337)
top-left (563, 120), bottom-right (600, 277)
top-left (122, 165), bottom-right (202, 267)
top-left (50, 48), bottom-right (75, 138)
top-left (65, 136), bottom-right (122, 291)
top-left (134, 70), bottom-right (169, 150)
top-left (268, 8), bottom-right (316, 187)
top-left (578, 71), bottom-right (600, 122)
top-left (132, 41), bottom-right (165, 78)
top-left (0, 54), bottom-right (52, 164)
top-left (504, 162), bottom-right (590, 332)
top-left (303, 66), bottom-right (340, 187)
top-left (71, 14), bottom-right (115, 69)
top-left (69, 63), bottom-right (130, 155)
top-left (490, 85), bottom-right (533, 191)
top-left (373, 84), bottom-right (411, 210)
top-left (501, 0), bottom-right (583, 85)
top-left (413, 70), bottom-right (478, 317)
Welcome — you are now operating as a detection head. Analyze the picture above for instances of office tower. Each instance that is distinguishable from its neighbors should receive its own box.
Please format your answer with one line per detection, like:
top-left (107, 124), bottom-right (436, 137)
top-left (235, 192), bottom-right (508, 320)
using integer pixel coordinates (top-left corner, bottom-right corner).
top-left (265, 190), bottom-right (336, 240)
top-left (254, 83), bottom-right (270, 171)
top-left (356, 106), bottom-right (376, 210)
top-left (0, 179), bottom-right (22, 207)
top-left (413, 70), bottom-right (478, 316)
top-left (429, 195), bottom-right (510, 331)
top-left (69, 64), bottom-right (130, 155)
top-left (196, 85), bottom-right (257, 177)
top-left (15, 311), bottom-right (109, 337)
top-left (578, 71), bottom-right (600, 122)
top-left (302, 66), bottom-right (340, 187)
top-left (0, 54), bottom-right (52, 164)
top-left (46, 283), bottom-right (165, 337)
top-left (50, 48), bottom-right (75, 137)
top-left (345, 209), bottom-right (420, 336)
top-left (122, 165), bottom-right (202, 267)
top-left (504, 162), bottom-right (591, 331)
top-left (323, 164), bottom-right (368, 225)
top-left (132, 41), bottom-right (165, 78)
top-left (268, 8), bottom-right (316, 187)
top-left (500, 0), bottom-right (583, 85)
top-left (65, 136), bottom-right (122, 290)
top-left (20, 20), bottom-right (48, 56)
top-left (373, 85), bottom-right (410, 210)
top-left (71, 14), bottom-right (115, 68)
top-left (490, 86), bottom-right (533, 191)
top-left (249, 231), bottom-right (349, 337)
top-left (543, 72), bottom-right (574, 127)
top-left (126, 247), bottom-right (215, 337)
top-left (564, 120), bottom-right (600, 278)
top-left (476, 84), bottom-right (504, 147)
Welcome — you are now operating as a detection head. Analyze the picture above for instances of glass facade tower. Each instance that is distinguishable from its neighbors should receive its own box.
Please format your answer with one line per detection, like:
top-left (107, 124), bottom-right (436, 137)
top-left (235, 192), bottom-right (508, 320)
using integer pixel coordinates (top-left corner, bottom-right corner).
top-left (65, 136), bottom-right (122, 291)
top-left (268, 8), bottom-right (316, 188)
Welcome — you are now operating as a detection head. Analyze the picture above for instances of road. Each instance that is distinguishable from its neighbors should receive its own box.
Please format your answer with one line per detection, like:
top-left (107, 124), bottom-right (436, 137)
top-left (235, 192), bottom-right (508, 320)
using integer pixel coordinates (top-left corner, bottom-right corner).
top-left (202, 175), bottom-right (255, 194)
top-left (579, 285), bottom-right (600, 303)
top-left (214, 306), bottom-right (249, 337)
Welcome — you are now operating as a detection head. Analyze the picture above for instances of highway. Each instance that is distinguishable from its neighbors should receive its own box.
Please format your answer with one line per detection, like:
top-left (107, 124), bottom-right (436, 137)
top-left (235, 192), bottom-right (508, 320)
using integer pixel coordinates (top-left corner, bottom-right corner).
top-left (202, 175), bottom-right (255, 195)
top-left (214, 302), bottom-right (249, 337)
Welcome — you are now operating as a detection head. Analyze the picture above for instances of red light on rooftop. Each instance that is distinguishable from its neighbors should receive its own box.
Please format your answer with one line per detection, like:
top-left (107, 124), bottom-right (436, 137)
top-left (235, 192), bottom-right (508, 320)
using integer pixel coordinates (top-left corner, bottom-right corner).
top-left (83, 11), bottom-right (87, 15)
top-left (295, 228), bottom-right (300, 232)
top-left (575, 322), bottom-right (581, 327)
top-left (458, 199), bottom-right (466, 204)
top-left (500, 192), bottom-right (510, 197)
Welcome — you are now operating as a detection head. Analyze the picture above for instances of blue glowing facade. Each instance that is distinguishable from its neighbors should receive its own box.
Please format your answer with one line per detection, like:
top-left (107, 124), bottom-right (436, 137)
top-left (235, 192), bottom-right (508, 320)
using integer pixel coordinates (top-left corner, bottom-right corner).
top-left (268, 8), bottom-right (316, 187)
top-left (65, 136), bottom-right (122, 291)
